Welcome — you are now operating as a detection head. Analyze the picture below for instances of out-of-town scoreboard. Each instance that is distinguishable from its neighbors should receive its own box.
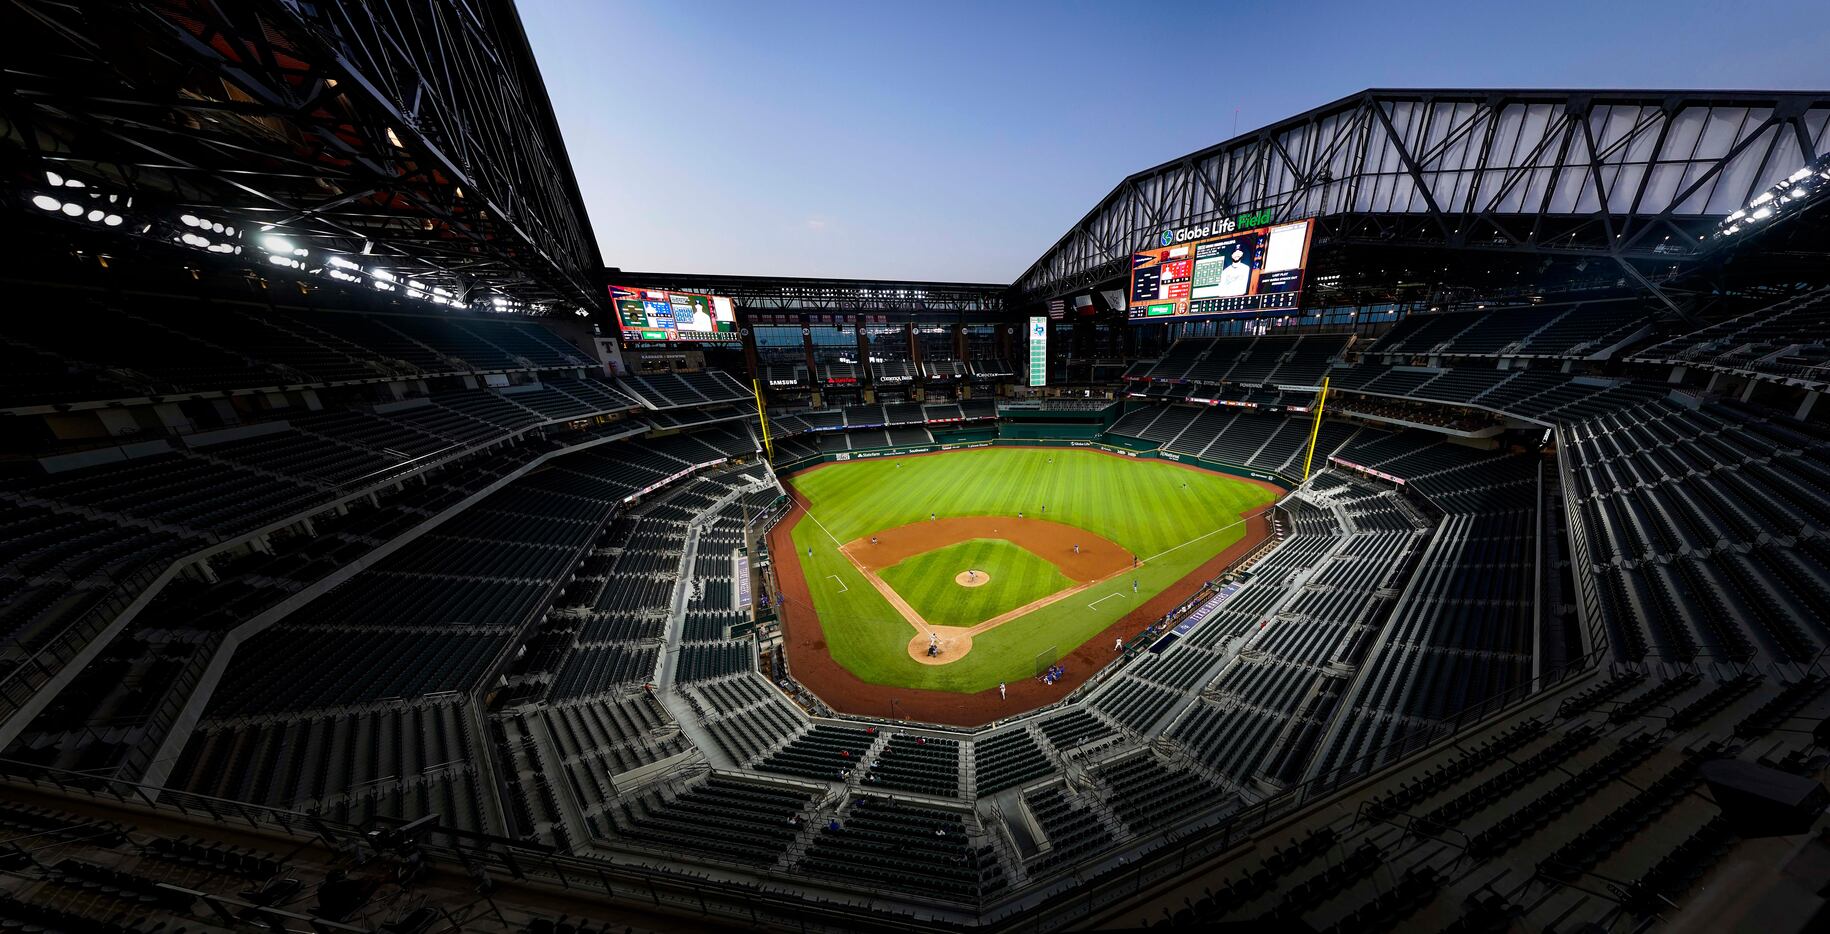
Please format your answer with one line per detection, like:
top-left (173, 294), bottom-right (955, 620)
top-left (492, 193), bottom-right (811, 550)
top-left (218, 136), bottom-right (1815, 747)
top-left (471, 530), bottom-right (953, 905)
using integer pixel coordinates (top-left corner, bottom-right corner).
top-left (1028, 316), bottom-right (1047, 387)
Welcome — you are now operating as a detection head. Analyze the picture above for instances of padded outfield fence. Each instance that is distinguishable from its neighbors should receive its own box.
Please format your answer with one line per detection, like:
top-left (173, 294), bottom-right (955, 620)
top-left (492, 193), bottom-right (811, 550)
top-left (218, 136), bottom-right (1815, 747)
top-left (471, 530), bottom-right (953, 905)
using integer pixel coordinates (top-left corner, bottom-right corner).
top-left (770, 435), bottom-right (1297, 489)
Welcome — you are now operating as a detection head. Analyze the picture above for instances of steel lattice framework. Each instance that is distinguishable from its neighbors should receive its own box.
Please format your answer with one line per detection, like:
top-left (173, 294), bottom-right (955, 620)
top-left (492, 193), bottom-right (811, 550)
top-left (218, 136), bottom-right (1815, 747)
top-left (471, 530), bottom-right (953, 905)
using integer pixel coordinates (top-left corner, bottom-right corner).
top-left (2, 0), bottom-right (602, 312)
top-left (612, 272), bottom-right (1008, 315)
top-left (1016, 89), bottom-right (1830, 303)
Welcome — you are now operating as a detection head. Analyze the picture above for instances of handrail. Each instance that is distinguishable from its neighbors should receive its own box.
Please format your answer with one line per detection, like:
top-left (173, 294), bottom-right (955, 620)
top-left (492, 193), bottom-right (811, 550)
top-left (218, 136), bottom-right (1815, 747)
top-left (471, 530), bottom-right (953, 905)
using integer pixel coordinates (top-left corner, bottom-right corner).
top-left (0, 448), bottom-right (1618, 931)
top-left (0, 407), bottom-right (647, 726)
top-left (0, 636), bottom-right (1610, 933)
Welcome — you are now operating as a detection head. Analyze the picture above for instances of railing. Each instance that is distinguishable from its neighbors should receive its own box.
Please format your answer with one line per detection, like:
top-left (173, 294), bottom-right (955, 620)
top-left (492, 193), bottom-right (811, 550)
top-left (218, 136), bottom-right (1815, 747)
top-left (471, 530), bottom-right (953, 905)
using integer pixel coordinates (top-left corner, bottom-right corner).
top-left (0, 560), bottom-right (167, 721)
top-left (0, 636), bottom-right (1613, 934)
top-left (1001, 644), bottom-right (1611, 931)
top-left (113, 632), bottom-right (219, 780)
top-left (1, 456), bottom-right (1617, 931)
top-left (1554, 424), bottom-right (1608, 656)
top-left (0, 755), bottom-right (963, 934)
top-left (0, 412), bottom-right (648, 732)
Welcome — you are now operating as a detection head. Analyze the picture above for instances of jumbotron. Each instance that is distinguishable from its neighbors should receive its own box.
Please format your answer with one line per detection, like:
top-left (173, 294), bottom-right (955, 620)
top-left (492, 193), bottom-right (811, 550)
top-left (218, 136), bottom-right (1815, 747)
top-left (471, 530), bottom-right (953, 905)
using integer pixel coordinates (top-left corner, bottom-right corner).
top-left (1, 4), bottom-right (1828, 933)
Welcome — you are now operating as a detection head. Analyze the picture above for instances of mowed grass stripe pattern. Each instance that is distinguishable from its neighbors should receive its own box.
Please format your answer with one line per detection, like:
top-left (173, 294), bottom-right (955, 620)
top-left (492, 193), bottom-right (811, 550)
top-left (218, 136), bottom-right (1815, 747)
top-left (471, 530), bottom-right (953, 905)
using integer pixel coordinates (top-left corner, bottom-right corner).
top-left (878, 539), bottom-right (1073, 627)
top-left (791, 448), bottom-right (1258, 557)
top-left (787, 449), bottom-right (1277, 693)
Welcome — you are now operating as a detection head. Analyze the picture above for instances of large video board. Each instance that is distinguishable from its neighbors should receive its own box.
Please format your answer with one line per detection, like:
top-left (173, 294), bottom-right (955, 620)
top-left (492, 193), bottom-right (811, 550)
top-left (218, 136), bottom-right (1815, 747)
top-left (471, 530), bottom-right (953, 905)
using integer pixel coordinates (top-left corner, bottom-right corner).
top-left (1129, 216), bottom-right (1313, 321)
top-left (609, 285), bottom-right (741, 343)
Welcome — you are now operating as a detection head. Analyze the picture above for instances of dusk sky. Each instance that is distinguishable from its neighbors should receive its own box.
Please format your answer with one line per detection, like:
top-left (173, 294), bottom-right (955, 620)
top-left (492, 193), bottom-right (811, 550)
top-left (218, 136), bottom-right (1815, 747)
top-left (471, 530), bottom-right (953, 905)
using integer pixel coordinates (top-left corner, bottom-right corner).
top-left (519, 0), bottom-right (1830, 284)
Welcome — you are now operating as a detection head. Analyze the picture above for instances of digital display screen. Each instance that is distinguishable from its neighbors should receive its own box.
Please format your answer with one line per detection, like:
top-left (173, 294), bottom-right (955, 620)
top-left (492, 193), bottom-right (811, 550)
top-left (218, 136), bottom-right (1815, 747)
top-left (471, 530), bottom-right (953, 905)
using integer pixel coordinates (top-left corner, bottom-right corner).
top-left (609, 285), bottom-right (740, 343)
top-left (1129, 218), bottom-right (1313, 320)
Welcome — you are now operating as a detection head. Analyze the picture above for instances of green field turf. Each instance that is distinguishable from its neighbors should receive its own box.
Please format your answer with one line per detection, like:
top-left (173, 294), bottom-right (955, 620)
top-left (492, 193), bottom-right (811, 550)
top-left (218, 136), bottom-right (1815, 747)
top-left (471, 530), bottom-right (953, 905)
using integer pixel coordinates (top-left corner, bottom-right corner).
top-left (877, 538), bottom-right (1074, 627)
top-left (787, 447), bottom-right (1277, 693)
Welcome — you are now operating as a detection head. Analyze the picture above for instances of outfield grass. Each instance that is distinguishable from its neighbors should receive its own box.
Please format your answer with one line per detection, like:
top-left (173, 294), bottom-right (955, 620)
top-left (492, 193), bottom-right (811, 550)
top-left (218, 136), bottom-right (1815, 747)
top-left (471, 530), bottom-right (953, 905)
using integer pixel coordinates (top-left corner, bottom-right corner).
top-left (877, 538), bottom-right (1074, 627)
top-left (787, 448), bottom-right (1276, 693)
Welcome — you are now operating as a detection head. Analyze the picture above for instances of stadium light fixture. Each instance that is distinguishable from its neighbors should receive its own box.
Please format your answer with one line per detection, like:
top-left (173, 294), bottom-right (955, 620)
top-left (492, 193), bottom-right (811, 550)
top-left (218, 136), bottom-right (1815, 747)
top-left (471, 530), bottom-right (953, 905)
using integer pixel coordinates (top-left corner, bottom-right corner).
top-left (44, 170), bottom-right (63, 187)
top-left (31, 194), bottom-right (60, 211)
top-left (1714, 153), bottom-right (1830, 240)
top-left (60, 202), bottom-right (81, 217)
top-left (262, 234), bottom-right (294, 253)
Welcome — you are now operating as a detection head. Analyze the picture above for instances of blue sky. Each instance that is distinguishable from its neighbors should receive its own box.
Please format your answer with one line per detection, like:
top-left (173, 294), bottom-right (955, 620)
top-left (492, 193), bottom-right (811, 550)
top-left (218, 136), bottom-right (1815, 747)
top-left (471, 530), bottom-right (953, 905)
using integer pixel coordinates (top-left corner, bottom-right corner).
top-left (519, 0), bottom-right (1829, 283)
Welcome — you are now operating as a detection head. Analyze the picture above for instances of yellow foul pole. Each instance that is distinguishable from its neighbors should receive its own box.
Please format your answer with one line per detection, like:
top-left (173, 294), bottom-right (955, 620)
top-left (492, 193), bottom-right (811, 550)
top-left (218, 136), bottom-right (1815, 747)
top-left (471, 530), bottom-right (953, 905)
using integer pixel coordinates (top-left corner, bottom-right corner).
top-left (1300, 375), bottom-right (1331, 481)
top-left (752, 378), bottom-right (775, 461)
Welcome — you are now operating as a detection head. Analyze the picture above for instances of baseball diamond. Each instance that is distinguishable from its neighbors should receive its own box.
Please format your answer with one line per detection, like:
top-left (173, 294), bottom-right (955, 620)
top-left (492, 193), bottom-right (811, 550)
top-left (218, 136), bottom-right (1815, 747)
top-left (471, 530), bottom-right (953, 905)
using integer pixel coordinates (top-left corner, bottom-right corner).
top-left (771, 447), bottom-right (1280, 711)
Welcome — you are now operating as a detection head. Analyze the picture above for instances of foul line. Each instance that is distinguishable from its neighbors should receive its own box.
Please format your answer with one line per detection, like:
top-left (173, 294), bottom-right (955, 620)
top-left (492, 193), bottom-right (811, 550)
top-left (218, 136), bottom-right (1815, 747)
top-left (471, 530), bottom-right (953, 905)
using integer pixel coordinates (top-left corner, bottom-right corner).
top-left (790, 488), bottom-right (845, 548)
top-left (1086, 592), bottom-right (1126, 610)
top-left (826, 574), bottom-right (848, 593)
top-left (1139, 505), bottom-right (1277, 565)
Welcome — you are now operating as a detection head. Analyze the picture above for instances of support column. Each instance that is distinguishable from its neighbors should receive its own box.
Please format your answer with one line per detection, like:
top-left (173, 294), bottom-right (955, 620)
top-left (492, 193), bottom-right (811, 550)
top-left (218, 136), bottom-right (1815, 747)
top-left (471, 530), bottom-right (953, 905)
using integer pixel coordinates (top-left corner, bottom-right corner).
top-left (907, 322), bottom-right (924, 401)
top-left (855, 314), bottom-right (872, 395)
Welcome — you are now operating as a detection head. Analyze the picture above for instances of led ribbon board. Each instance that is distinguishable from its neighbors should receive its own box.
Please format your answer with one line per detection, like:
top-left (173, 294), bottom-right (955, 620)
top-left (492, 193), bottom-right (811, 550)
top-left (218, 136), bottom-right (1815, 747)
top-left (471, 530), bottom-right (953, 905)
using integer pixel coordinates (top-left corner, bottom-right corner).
top-left (1129, 215), bottom-right (1313, 320)
top-left (609, 284), bottom-right (741, 343)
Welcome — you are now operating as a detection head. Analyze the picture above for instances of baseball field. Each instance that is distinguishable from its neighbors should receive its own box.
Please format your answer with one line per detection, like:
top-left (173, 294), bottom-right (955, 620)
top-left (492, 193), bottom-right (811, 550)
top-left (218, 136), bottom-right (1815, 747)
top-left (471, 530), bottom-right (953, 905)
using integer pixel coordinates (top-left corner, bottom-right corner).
top-left (777, 447), bottom-right (1279, 696)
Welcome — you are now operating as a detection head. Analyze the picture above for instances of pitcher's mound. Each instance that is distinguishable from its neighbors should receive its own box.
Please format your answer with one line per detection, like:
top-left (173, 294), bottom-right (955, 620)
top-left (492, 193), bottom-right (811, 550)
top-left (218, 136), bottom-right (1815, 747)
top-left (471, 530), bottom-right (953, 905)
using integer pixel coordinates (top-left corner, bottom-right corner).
top-left (955, 570), bottom-right (990, 588)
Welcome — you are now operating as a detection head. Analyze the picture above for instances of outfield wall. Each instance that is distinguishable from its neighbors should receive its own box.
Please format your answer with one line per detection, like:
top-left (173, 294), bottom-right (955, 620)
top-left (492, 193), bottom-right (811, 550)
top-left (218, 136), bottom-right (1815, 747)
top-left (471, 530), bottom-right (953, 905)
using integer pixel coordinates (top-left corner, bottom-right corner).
top-left (773, 435), bottom-right (1296, 488)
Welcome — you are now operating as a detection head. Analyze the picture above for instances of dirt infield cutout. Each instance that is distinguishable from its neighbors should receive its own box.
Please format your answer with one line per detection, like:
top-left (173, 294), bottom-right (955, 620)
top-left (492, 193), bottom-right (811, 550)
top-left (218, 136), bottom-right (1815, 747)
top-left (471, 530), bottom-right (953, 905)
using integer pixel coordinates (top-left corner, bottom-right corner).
top-left (835, 516), bottom-right (1135, 666)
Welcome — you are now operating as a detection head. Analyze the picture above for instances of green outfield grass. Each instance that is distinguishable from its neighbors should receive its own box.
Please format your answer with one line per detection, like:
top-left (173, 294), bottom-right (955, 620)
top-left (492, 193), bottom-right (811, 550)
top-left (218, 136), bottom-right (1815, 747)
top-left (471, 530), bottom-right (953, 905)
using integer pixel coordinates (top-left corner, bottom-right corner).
top-left (787, 447), bottom-right (1277, 693)
top-left (877, 538), bottom-right (1074, 627)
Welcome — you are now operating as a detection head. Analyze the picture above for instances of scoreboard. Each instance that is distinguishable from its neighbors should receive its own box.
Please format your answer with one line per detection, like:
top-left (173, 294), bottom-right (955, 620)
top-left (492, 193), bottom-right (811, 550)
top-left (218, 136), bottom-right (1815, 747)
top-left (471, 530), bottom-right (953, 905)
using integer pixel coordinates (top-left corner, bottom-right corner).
top-left (609, 284), bottom-right (741, 343)
top-left (1130, 216), bottom-right (1313, 321)
top-left (1027, 316), bottom-right (1047, 387)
